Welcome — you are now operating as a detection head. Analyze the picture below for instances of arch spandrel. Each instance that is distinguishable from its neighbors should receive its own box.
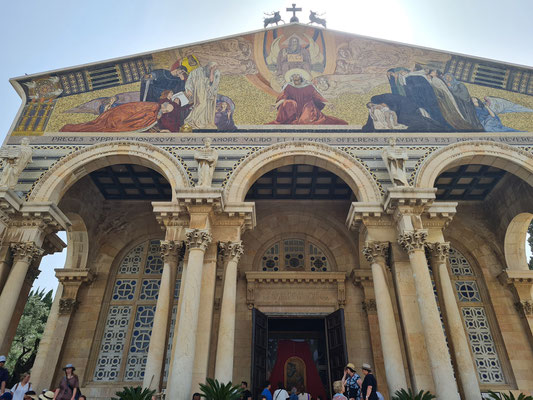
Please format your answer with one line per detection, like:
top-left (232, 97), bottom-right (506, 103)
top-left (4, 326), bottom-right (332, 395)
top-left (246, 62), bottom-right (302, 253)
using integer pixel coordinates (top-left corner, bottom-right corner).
top-left (415, 141), bottom-right (533, 189)
top-left (28, 141), bottom-right (191, 204)
top-left (223, 141), bottom-right (382, 203)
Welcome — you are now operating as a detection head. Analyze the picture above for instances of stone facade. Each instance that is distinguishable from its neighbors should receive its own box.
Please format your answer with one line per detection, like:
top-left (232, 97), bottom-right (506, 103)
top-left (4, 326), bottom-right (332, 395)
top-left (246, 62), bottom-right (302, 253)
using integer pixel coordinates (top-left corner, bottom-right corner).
top-left (0, 24), bottom-right (532, 400)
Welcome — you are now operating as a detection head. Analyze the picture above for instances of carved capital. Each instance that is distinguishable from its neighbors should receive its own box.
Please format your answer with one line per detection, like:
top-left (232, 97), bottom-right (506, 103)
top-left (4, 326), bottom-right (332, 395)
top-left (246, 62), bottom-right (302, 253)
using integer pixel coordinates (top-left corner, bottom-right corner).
top-left (515, 300), bottom-right (533, 317)
top-left (214, 297), bottom-right (221, 310)
top-left (219, 241), bottom-right (244, 263)
top-left (10, 242), bottom-right (44, 263)
top-left (425, 242), bottom-right (450, 263)
top-left (362, 299), bottom-right (377, 315)
top-left (160, 240), bottom-right (183, 264)
top-left (24, 263), bottom-right (41, 285)
top-left (59, 298), bottom-right (79, 315)
top-left (398, 230), bottom-right (428, 254)
top-left (185, 229), bottom-right (212, 251)
top-left (362, 241), bottom-right (389, 264)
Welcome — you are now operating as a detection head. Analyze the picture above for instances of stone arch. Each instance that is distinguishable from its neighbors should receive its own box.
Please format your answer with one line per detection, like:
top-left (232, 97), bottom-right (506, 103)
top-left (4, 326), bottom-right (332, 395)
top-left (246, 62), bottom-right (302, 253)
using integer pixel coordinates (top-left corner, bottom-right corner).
top-left (504, 212), bottom-right (533, 271)
top-left (415, 141), bottom-right (533, 189)
top-left (64, 212), bottom-right (89, 270)
top-left (224, 141), bottom-right (382, 203)
top-left (28, 141), bottom-right (191, 203)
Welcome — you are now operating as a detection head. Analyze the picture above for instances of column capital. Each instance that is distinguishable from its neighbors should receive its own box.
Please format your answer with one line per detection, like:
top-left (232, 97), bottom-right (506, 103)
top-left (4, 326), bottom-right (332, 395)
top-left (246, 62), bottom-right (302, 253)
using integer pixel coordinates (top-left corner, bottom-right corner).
top-left (58, 298), bottom-right (79, 315)
top-left (362, 299), bottom-right (377, 315)
top-left (425, 242), bottom-right (450, 263)
top-left (218, 241), bottom-right (244, 263)
top-left (10, 242), bottom-right (44, 263)
top-left (185, 229), bottom-right (212, 251)
top-left (515, 300), bottom-right (533, 317)
top-left (398, 230), bottom-right (428, 254)
top-left (363, 241), bottom-right (390, 264)
top-left (160, 240), bottom-right (184, 264)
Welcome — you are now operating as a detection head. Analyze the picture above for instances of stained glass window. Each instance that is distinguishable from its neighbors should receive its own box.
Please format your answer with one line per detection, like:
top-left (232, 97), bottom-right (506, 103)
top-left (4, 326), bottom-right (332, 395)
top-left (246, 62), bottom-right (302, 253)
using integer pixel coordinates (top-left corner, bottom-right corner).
top-left (93, 239), bottom-right (182, 383)
top-left (260, 238), bottom-right (331, 272)
top-left (450, 246), bottom-right (505, 385)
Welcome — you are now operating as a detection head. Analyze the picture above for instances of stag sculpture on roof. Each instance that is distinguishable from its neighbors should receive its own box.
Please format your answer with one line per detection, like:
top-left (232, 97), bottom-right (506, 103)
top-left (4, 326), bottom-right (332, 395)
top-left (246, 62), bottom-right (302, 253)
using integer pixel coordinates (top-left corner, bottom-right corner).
top-left (264, 11), bottom-right (284, 28)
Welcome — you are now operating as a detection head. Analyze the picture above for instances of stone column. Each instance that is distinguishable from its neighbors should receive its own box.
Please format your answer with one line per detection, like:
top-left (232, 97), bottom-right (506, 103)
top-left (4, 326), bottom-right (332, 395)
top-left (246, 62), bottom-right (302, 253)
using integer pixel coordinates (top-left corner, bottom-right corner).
top-left (166, 229), bottom-right (212, 400)
top-left (143, 240), bottom-right (182, 390)
top-left (0, 245), bottom-right (12, 294)
top-left (0, 242), bottom-right (43, 343)
top-left (426, 242), bottom-right (480, 400)
top-left (214, 241), bottom-right (244, 383)
top-left (398, 231), bottom-right (460, 400)
top-left (362, 241), bottom-right (407, 395)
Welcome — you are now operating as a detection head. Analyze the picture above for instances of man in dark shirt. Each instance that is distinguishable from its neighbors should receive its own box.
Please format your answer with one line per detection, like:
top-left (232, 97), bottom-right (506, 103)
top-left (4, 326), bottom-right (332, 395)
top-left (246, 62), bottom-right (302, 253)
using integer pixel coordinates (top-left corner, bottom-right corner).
top-left (361, 363), bottom-right (378, 400)
top-left (0, 356), bottom-right (9, 394)
top-left (240, 381), bottom-right (252, 400)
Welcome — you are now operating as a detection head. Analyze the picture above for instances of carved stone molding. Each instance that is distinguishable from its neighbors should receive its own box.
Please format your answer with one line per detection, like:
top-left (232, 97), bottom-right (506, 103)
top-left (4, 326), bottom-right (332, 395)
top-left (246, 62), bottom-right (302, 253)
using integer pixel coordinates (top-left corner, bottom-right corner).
top-left (185, 229), bottom-right (212, 251)
top-left (160, 240), bottom-right (183, 264)
top-left (58, 298), bottom-right (79, 314)
top-left (514, 300), bottom-right (533, 317)
top-left (351, 269), bottom-right (373, 288)
top-left (425, 242), bottom-right (450, 263)
top-left (219, 241), bottom-right (244, 264)
top-left (362, 299), bottom-right (377, 315)
top-left (10, 242), bottom-right (44, 263)
top-left (362, 241), bottom-right (389, 264)
top-left (398, 230), bottom-right (428, 254)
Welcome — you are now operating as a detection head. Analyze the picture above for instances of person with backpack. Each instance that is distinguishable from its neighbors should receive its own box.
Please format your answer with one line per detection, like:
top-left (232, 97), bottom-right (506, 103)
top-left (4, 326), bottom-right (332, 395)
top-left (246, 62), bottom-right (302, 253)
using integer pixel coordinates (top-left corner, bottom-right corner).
top-left (10, 373), bottom-right (32, 400)
top-left (53, 364), bottom-right (80, 400)
top-left (342, 363), bottom-right (361, 400)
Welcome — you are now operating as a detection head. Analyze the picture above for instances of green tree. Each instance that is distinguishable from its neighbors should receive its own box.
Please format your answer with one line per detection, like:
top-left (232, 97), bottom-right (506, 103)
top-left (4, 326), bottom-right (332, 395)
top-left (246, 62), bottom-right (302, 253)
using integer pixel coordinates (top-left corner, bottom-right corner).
top-left (527, 221), bottom-right (533, 270)
top-left (6, 289), bottom-right (53, 386)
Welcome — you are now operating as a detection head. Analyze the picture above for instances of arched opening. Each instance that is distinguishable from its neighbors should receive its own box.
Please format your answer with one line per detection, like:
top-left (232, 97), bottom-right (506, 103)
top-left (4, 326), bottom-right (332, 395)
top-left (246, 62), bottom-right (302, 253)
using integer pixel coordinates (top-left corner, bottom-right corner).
top-left (504, 213), bottom-right (533, 271)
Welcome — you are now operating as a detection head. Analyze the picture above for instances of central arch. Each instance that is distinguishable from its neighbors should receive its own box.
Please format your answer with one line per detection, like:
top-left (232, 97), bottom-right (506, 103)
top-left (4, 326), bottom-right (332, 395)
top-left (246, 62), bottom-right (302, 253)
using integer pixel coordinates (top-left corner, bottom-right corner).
top-left (28, 141), bottom-right (191, 203)
top-left (224, 141), bottom-right (382, 203)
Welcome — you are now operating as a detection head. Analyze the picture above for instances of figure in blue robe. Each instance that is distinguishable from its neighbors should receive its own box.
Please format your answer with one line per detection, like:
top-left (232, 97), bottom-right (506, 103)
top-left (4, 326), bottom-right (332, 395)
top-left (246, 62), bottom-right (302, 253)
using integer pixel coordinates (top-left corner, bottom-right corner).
top-left (140, 66), bottom-right (188, 103)
top-left (472, 97), bottom-right (519, 132)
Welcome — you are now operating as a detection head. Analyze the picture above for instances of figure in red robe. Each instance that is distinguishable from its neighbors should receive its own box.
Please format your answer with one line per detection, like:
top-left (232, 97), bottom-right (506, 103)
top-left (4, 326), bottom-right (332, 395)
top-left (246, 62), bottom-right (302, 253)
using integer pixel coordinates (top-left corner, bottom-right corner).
top-left (270, 74), bottom-right (347, 125)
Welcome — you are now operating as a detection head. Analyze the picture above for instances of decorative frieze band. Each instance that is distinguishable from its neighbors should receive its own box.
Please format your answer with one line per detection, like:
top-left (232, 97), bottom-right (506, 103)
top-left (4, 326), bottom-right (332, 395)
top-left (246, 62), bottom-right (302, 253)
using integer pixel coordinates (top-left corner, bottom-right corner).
top-left (185, 229), bottom-right (212, 251)
top-left (10, 242), bottom-right (44, 263)
top-left (362, 241), bottom-right (389, 264)
top-left (425, 242), bottom-right (450, 263)
top-left (160, 240), bottom-right (183, 264)
top-left (398, 230), bottom-right (428, 254)
top-left (219, 241), bottom-right (244, 263)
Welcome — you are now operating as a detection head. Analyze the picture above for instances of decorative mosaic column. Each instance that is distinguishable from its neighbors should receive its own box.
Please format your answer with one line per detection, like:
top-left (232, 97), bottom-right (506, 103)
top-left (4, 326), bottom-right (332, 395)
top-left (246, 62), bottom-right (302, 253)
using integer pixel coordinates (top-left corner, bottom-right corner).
top-left (426, 242), bottom-right (480, 400)
top-left (166, 229), bottom-right (211, 400)
top-left (143, 240), bottom-right (181, 390)
top-left (363, 241), bottom-right (407, 395)
top-left (398, 231), bottom-right (460, 400)
top-left (214, 241), bottom-right (244, 383)
top-left (0, 242), bottom-right (43, 343)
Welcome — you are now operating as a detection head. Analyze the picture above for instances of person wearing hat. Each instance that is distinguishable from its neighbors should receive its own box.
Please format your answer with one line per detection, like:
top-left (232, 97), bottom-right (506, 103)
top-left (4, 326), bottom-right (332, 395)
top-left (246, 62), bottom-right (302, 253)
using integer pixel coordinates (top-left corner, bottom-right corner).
top-left (39, 391), bottom-right (54, 400)
top-left (361, 363), bottom-right (378, 400)
top-left (23, 390), bottom-right (38, 400)
top-left (341, 363), bottom-right (361, 400)
top-left (0, 356), bottom-right (9, 395)
top-left (53, 365), bottom-right (79, 400)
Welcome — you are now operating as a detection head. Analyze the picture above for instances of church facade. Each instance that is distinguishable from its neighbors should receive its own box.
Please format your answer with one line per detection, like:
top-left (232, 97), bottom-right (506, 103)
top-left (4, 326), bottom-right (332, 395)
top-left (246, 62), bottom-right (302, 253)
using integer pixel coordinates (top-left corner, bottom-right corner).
top-left (0, 23), bottom-right (532, 400)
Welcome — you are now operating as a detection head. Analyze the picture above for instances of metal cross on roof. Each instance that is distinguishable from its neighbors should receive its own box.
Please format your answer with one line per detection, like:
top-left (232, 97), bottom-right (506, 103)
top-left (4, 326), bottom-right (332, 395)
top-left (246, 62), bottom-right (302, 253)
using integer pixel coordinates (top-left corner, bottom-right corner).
top-left (286, 3), bottom-right (302, 23)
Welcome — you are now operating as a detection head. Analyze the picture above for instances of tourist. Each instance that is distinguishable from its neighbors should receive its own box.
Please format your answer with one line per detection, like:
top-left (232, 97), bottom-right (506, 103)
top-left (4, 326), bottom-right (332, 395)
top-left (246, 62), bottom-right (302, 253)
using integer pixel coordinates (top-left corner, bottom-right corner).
top-left (341, 363), bottom-right (361, 400)
top-left (288, 387), bottom-right (298, 400)
top-left (23, 391), bottom-right (38, 400)
top-left (38, 391), bottom-right (54, 400)
top-left (240, 381), bottom-right (252, 400)
top-left (332, 380), bottom-right (347, 400)
top-left (0, 392), bottom-right (13, 400)
top-left (53, 364), bottom-right (79, 400)
top-left (11, 373), bottom-right (32, 400)
top-left (273, 382), bottom-right (289, 400)
top-left (297, 386), bottom-right (310, 400)
top-left (192, 394), bottom-right (201, 400)
top-left (260, 381), bottom-right (273, 400)
top-left (361, 363), bottom-right (378, 400)
top-left (78, 396), bottom-right (86, 400)
top-left (0, 356), bottom-right (9, 394)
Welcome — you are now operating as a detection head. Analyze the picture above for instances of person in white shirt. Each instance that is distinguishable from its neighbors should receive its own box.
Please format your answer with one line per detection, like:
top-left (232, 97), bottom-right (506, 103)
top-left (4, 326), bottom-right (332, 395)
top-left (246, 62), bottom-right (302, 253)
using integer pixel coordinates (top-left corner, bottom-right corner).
top-left (297, 386), bottom-right (311, 400)
top-left (11, 373), bottom-right (32, 400)
top-left (273, 382), bottom-right (289, 400)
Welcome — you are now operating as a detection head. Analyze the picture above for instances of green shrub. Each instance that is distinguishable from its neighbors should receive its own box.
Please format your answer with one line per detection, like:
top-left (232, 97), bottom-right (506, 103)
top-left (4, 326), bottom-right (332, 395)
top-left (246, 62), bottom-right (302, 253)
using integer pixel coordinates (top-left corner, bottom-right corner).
top-left (112, 386), bottom-right (156, 400)
top-left (392, 388), bottom-right (436, 400)
top-left (487, 391), bottom-right (533, 400)
top-left (199, 378), bottom-right (243, 400)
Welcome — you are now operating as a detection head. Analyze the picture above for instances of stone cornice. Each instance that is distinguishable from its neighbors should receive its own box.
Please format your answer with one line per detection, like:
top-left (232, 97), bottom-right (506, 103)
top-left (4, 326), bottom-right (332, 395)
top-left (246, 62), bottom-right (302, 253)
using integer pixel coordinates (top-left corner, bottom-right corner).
top-left (14, 202), bottom-right (71, 232)
top-left (0, 189), bottom-right (23, 216)
top-left (351, 268), bottom-right (373, 287)
top-left (55, 268), bottom-right (95, 284)
top-left (185, 229), bottom-right (212, 251)
top-left (346, 202), bottom-right (386, 231)
top-left (398, 230), bottom-right (428, 254)
top-left (498, 269), bottom-right (533, 286)
top-left (384, 187), bottom-right (436, 215)
top-left (245, 271), bottom-right (346, 284)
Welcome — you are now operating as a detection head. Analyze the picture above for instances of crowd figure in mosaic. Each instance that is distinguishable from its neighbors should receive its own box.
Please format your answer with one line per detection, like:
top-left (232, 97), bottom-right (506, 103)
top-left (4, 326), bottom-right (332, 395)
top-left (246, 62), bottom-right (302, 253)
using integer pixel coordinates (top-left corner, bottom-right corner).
top-left (12, 25), bottom-right (532, 135)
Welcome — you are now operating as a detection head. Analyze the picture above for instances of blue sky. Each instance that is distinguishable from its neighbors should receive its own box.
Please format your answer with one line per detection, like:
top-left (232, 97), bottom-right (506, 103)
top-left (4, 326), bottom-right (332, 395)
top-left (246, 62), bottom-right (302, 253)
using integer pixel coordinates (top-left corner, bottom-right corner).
top-left (0, 0), bottom-right (531, 292)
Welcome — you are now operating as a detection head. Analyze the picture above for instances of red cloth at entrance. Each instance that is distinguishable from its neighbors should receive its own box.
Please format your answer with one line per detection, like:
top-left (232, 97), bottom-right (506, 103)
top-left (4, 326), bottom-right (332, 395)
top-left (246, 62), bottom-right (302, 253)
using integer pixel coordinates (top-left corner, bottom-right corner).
top-left (269, 340), bottom-right (327, 399)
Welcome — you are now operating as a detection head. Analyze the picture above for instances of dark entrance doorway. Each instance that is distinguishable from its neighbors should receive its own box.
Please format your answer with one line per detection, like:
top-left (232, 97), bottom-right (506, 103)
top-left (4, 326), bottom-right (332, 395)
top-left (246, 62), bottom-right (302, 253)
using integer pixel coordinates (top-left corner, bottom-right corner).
top-left (251, 309), bottom-right (348, 399)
